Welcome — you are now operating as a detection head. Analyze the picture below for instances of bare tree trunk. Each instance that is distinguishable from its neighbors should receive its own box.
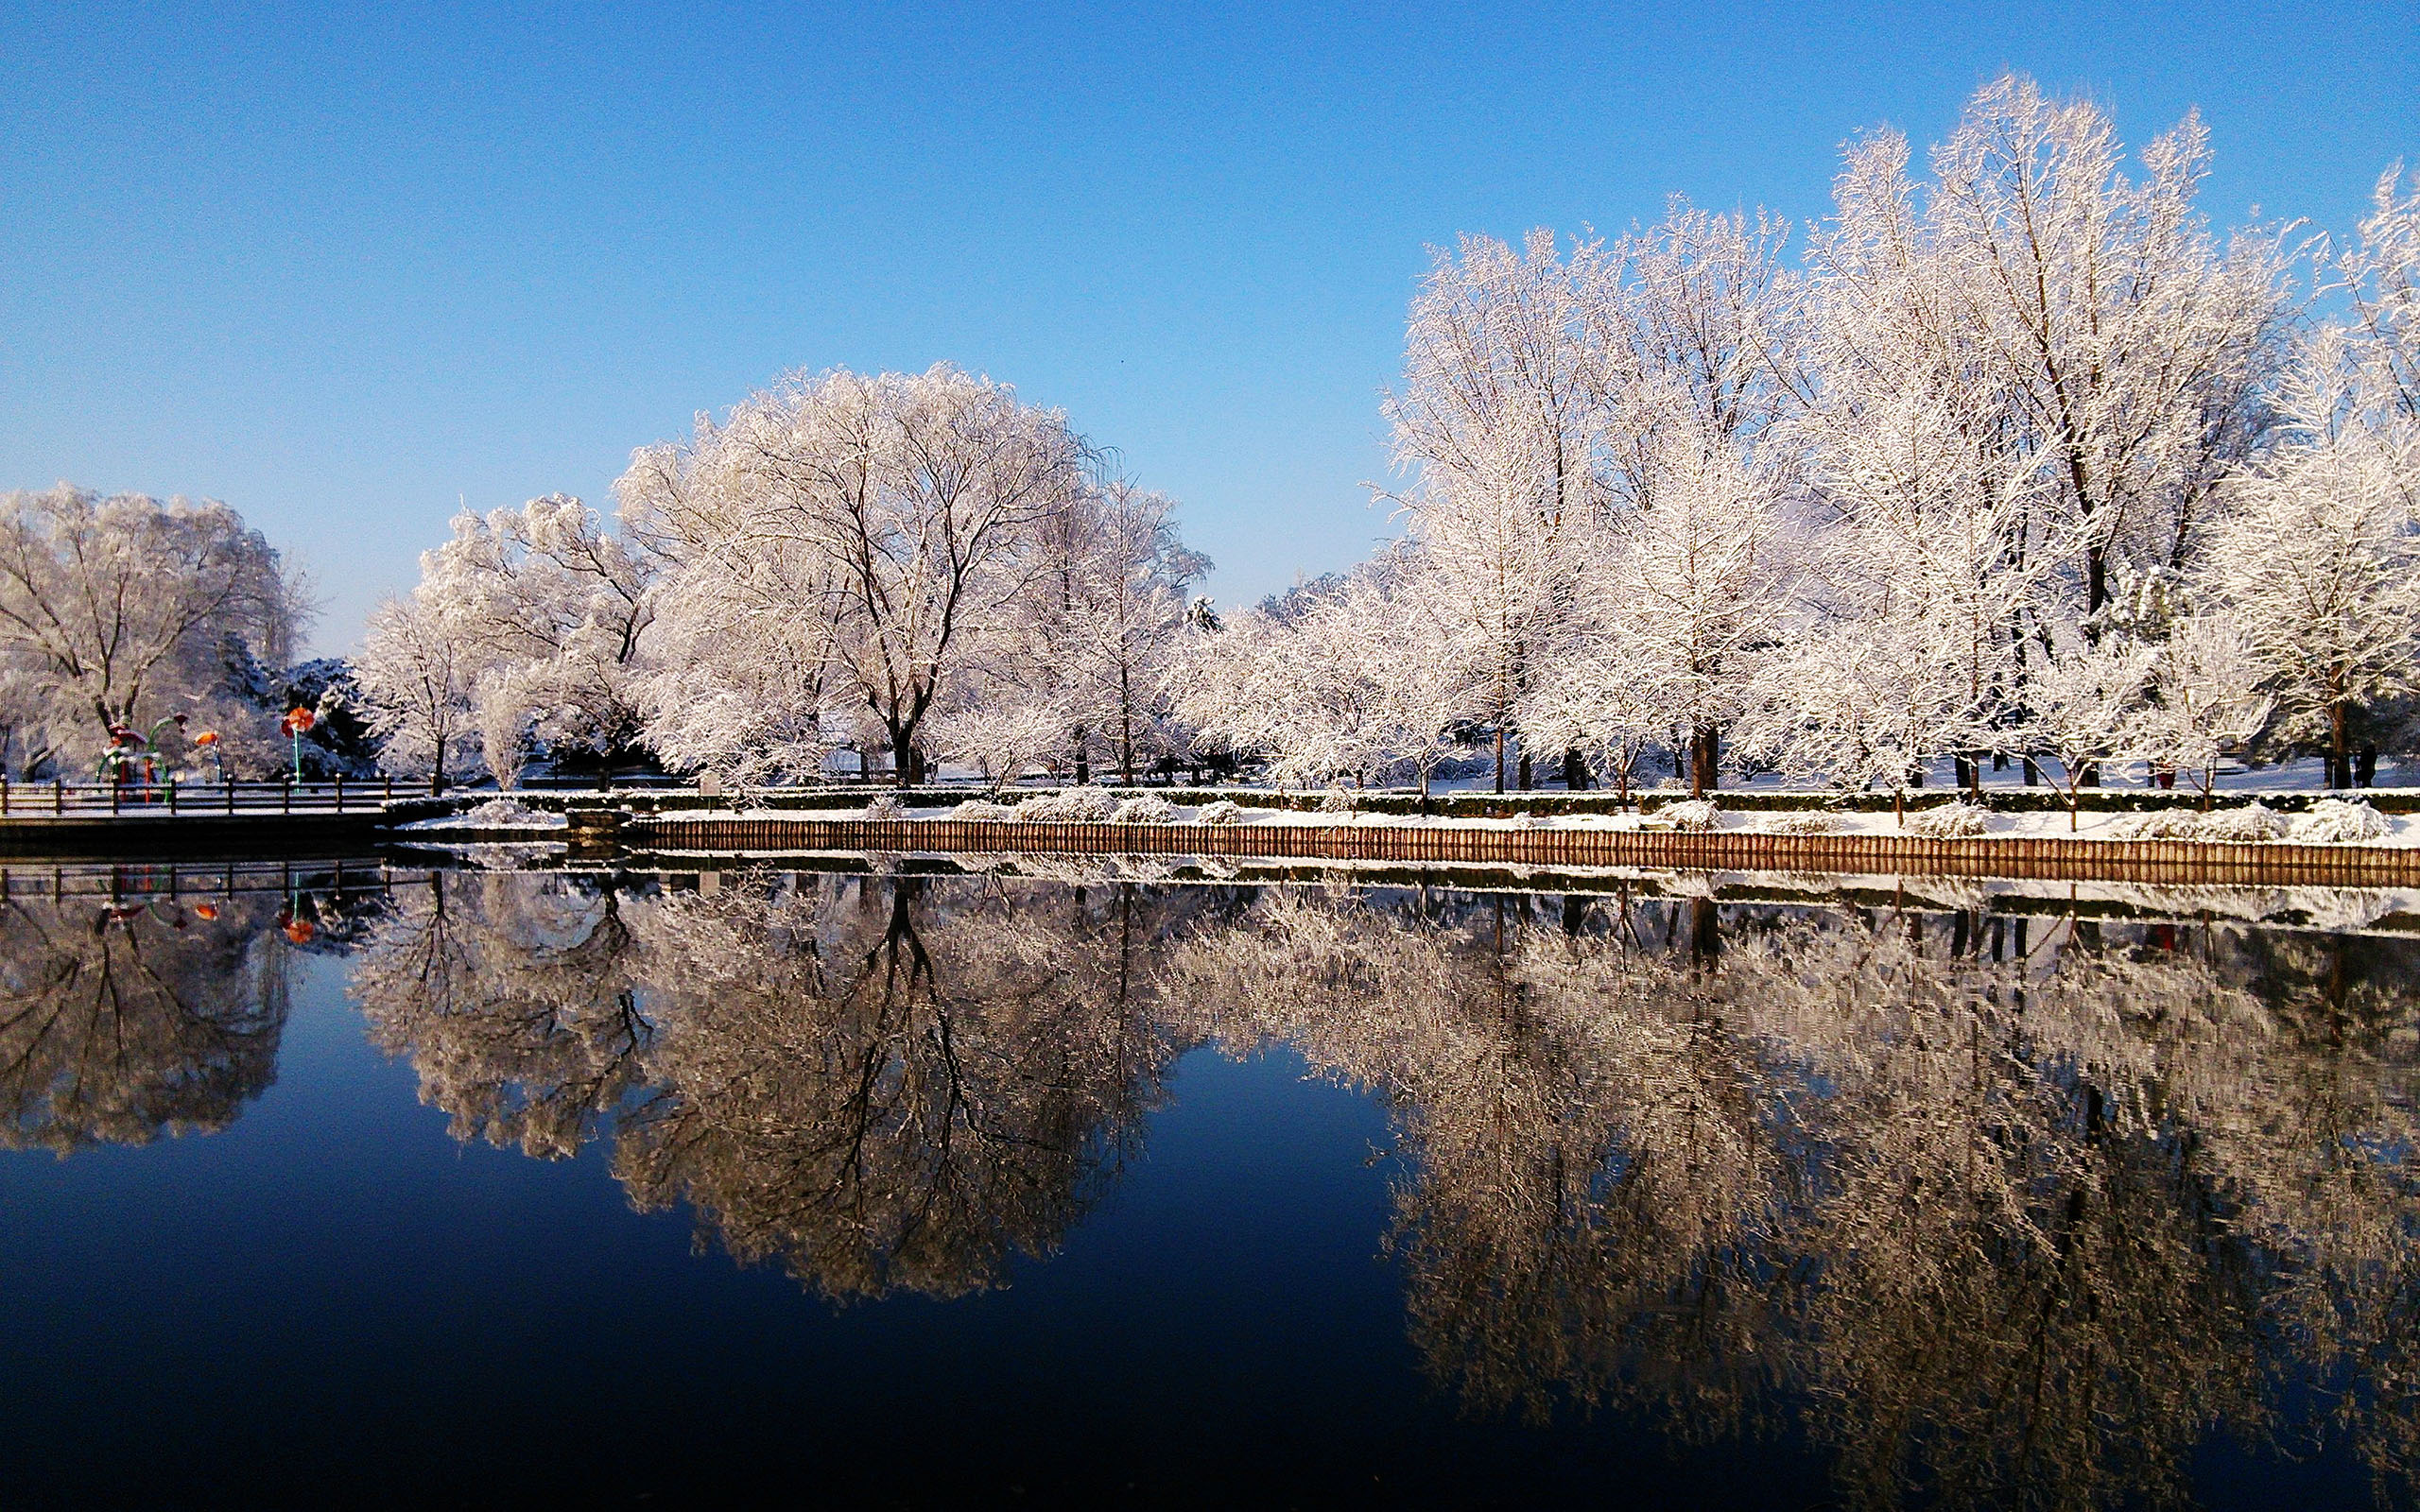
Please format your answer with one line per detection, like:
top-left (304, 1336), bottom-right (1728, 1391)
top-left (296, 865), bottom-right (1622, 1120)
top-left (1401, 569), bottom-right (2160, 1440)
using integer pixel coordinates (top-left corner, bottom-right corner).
top-left (1689, 726), bottom-right (1719, 799)
top-left (1119, 667), bottom-right (1136, 785)
top-left (1494, 726), bottom-right (1506, 795)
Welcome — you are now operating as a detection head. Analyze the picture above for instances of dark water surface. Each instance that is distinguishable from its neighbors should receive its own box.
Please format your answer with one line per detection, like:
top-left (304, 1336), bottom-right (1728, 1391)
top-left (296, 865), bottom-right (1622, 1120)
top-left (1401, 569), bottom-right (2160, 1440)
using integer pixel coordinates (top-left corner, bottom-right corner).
top-left (5, 860), bottom-right (2419, 1508)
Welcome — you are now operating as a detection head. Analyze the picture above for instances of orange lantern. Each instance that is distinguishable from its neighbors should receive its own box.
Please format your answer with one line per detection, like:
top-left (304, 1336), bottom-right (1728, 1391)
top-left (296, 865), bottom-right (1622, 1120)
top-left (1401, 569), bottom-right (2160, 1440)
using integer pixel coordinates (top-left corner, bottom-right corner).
top-left (279, 706), bottom-right (316, 782)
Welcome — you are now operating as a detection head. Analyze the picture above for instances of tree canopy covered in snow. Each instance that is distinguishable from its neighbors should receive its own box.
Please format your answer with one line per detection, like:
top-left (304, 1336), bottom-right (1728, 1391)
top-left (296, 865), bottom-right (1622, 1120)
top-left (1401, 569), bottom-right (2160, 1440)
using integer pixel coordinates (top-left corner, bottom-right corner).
top-left (1172, 77), bottom-right (2420, 800)
top-left (17, 76), bottom-right (2412, 804)
top-left (0, 484), bottom-right (310, 780)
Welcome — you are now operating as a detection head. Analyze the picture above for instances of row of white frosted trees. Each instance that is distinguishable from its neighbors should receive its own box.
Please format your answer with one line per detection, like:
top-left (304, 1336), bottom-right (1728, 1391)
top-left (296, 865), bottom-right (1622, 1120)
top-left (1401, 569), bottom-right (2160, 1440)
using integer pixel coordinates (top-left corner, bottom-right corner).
top-left (1173, 77), bottom-right (2420, 803)
top-left (355, 367), bottom-right (1211, 790)
top-left (356, 77), bottom-right (2419, 799)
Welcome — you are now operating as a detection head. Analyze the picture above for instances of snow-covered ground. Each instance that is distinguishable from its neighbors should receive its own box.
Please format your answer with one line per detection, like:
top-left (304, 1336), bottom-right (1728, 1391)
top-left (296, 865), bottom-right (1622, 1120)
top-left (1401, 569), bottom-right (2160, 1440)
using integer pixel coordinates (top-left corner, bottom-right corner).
top-left (645, 795), bottom-right (2418, 846)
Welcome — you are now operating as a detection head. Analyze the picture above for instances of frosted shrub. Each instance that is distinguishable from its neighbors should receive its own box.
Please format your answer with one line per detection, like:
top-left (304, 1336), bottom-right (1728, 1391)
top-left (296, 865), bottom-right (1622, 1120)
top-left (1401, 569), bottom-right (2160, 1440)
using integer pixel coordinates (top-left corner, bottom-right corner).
top-left (1195, 799), bottom-right (1248, 826)
top-left (1758, 811), bottom-right (1838, 835)
top-left (1017, 787), bottom-right (1118, 822)
top-left (1658, 799), bottom-right (1720, 833)
top-left (463, 798), bottom-right (555, 827)
top-left (952, 799), bottom-right (1019, 821)
top-left (860, 793), bottom-right (908, 820)
top-left (1111, 794), bottom-right (1179, 824)
top-left (1316, 786), bottom-right (1357, 813)
top-left (1905, 801), bottom-right (1990, 837)
top-left (2290, 799), bottom-right (2391, 844)
top-left (406, 798), bottom-right (565, 831)
top-left (2197, 801), bottom-right (2289, 842)
top-left (2109, 808), bottom-right (2207, 840)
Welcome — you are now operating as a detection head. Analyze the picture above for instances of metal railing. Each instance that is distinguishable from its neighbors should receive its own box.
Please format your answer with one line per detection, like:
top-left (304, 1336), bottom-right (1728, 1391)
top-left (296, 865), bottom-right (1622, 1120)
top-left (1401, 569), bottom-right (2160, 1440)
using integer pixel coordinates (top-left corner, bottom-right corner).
top-left (0, 777), bottom-right (401, 817)
top-left (0, 856), bottom-right (433, 902)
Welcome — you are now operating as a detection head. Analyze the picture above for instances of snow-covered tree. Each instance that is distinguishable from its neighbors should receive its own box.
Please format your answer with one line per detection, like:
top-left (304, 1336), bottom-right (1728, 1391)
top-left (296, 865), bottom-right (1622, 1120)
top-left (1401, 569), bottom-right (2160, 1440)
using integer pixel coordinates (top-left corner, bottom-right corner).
top-left (1772, 375), bottom-right (2048, 796)
top-left (1170, 552), bottom-right (1474, 794)
top-left (1385, 230), bottom-right (1606, 791)
top-left (2335, 163), bottom-right (2419, 429)
top-left (0, 484), bottom-right (304, 779)
top-left (2028, 637), bottom-right (2156, 828)
top-left (2138, 613), bottom-right (2273, 805)
top-left (1587, 201), bottom-right (1803, 509)
top-left (1598, 419), bottom-right (1797, 797)
top-left (617, 438), bottom-right (846, 786)
top-left (2201, 342), bottom-right (2420, 787)
top-left (1813, 76), bottom-right (2291, 630)
top-left (354, 593), bottom-right (477, 792)
top-left (997, 480), bottom-right (1209, 784)
top-left (618, 366), bottom-right (1091, 785)
top-left (413, 494), bottom-right (654, 785)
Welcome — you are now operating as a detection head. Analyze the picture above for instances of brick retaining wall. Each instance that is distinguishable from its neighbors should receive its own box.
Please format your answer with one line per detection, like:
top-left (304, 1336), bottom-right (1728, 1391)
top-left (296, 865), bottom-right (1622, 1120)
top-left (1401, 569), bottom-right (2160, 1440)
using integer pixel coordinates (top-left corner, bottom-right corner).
top-left (630, 817), bottom-right (2420, 887)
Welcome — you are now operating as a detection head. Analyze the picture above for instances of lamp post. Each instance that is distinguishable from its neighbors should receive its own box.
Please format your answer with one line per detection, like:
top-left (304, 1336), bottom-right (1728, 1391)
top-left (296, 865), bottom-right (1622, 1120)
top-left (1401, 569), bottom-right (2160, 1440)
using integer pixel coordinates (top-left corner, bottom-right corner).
top-left (279, 706), bottom-right (317, 784)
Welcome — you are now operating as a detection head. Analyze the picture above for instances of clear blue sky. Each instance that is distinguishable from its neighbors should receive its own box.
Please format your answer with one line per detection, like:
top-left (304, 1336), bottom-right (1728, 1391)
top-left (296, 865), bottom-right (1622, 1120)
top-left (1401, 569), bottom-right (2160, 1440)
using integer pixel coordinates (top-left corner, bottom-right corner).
top-left (3, 2), bottom-right (2412, 654)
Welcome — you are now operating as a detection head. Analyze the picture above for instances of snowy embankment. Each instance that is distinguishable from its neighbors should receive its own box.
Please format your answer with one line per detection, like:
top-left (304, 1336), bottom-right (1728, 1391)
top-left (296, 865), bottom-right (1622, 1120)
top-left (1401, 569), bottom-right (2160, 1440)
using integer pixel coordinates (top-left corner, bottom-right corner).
top-left (644, 793), bottom-right (2418, 848)
top-left (399, 798), bottom-right (568, 832)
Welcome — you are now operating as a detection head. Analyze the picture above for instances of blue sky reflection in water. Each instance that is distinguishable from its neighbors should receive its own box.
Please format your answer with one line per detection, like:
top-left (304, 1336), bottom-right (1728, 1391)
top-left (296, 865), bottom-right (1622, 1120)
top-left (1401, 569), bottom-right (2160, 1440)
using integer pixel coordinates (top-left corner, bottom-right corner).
top-left (0, 864), bottom-right (2410, 1507)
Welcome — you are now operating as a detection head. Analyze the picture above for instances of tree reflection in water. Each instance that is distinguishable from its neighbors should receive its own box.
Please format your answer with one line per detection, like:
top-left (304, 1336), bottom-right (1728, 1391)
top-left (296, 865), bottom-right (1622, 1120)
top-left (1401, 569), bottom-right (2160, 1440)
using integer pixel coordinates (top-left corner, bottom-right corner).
top-left (355, 870), bottom-right (1193, 1301)
top-left (337, 868), bottom-right (2420, 1504)
top-left (1171, 883), bottom-right (2420, 1509)
top-left (0, 882), bottom-right (295, 1152)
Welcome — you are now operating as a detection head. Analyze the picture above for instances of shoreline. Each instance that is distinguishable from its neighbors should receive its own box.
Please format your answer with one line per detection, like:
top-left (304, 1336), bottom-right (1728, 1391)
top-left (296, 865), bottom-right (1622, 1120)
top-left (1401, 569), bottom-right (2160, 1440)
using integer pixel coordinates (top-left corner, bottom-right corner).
top-left (622, 814), bottom-right (2420, 887)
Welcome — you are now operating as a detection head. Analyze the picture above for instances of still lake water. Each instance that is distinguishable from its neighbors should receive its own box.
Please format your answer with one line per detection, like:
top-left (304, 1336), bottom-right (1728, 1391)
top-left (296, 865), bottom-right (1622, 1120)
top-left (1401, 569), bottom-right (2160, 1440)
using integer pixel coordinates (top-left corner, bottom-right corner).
top-left (5, 858), bottom-right (2420, 1508)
